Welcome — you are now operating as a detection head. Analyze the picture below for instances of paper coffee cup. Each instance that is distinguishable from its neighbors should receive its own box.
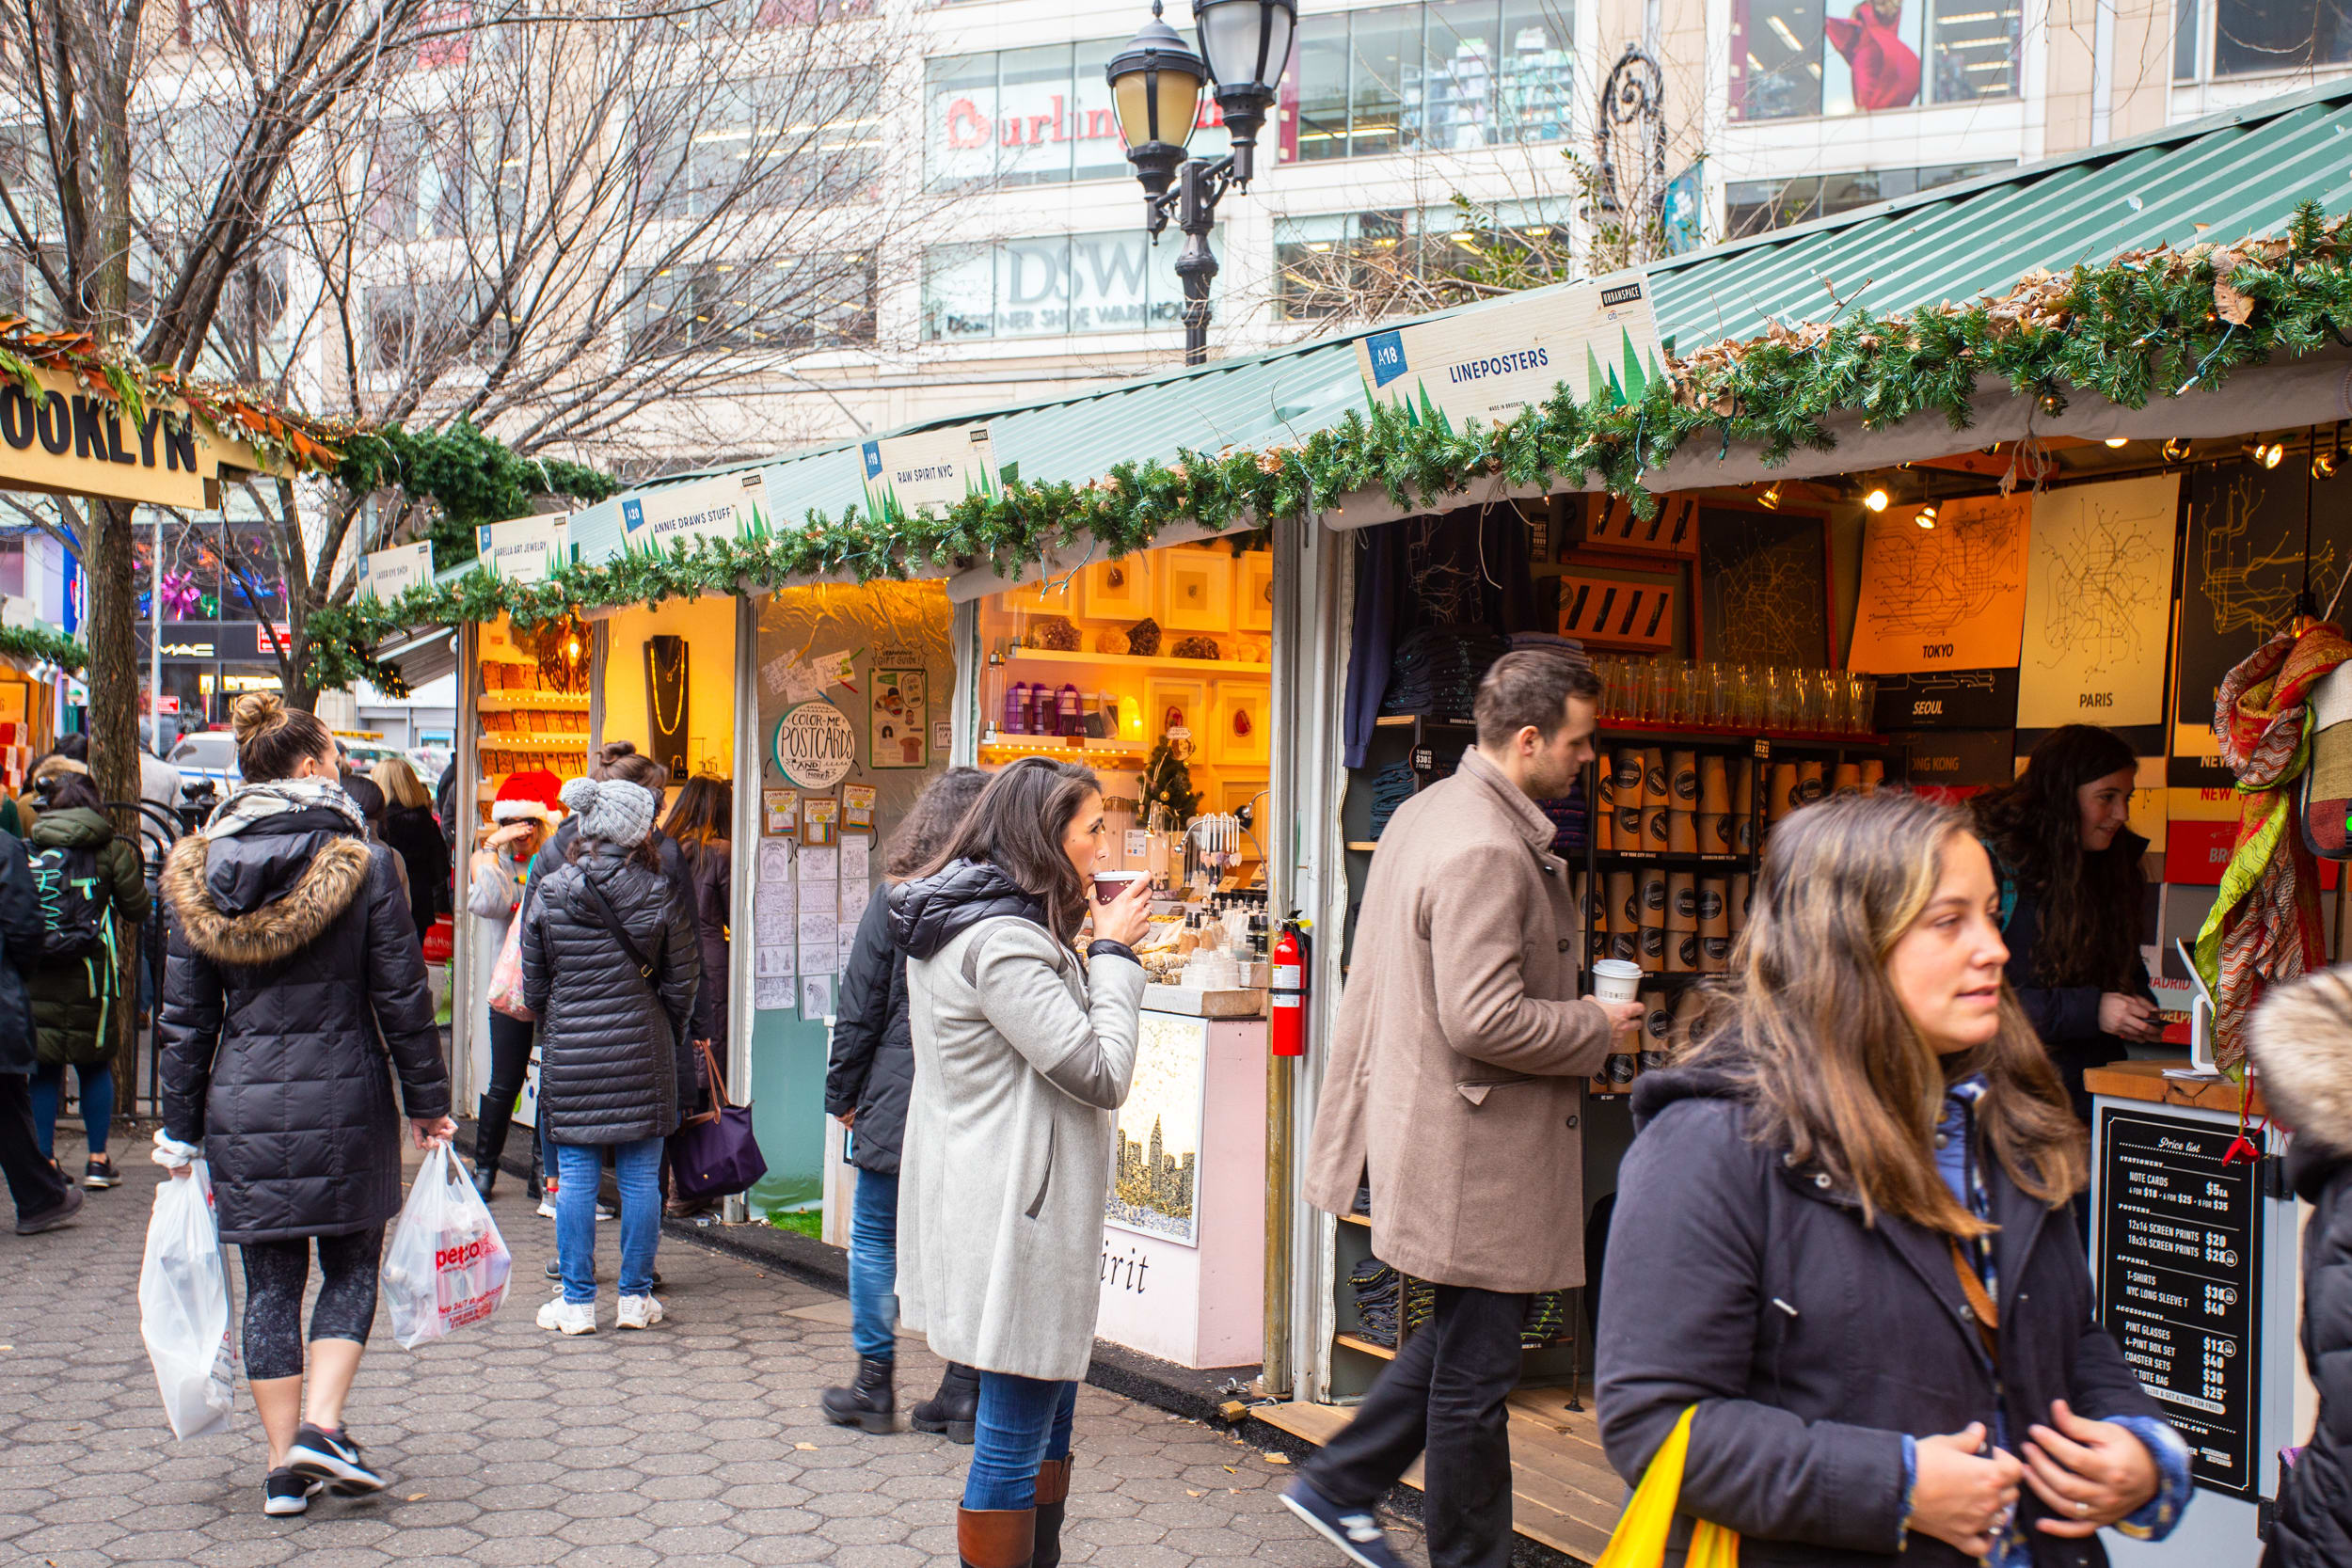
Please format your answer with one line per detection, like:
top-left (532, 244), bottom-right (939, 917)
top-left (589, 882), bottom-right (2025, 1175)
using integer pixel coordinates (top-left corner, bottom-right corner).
top-left (1591, 958), bottom-right (1644, 1003)
top-left (1668, 810), bottom-right (1698, 854)
top-left (1643, 748), bottom-right (1669, 810)
top-left (1092, 869), bottom-right (1146, 904)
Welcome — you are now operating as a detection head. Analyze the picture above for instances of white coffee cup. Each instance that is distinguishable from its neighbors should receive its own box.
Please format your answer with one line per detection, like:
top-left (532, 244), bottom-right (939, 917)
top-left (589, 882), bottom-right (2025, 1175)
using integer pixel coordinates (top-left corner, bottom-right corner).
top-left (1590, 958), bottom-right (1645, 1004)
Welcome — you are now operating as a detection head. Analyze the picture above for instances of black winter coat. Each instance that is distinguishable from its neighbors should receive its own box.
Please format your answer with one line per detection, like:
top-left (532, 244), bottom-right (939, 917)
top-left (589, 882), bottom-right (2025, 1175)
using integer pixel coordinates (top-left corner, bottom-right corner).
top-left (827, 881), bottom-right (910, 1175)
top-left (677, 834), bottom-right (730, 1049)
top-left (521, 841), bottom-right (700, 1147)
top-left (1994, 831), bottom-right (2155, 1124)
top-left (1597, 1057), bottom-right (2166, 1568)
top-left (379, 802), bottom-right (450, 942)
top-left (0, 832), bottom-right (46, 1076)
top-left (158, 808), bottom-right (450, 1243)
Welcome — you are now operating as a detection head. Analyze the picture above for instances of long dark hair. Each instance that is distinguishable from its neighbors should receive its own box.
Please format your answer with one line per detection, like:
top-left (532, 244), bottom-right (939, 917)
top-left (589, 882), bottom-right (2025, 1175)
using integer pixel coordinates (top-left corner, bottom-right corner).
top-left (1683, 791), bottom-right (2086, 1233)
top-left (1969, 724), bottom-right (2142, 990)
top-left (41, 773), bottom-right (103, 814)
top-left (926, 757), bottom-right (1100, 943)
top-left (887, 767), bottom-right (986, 881)
top-left (663, 777), bottom-right (732, 847)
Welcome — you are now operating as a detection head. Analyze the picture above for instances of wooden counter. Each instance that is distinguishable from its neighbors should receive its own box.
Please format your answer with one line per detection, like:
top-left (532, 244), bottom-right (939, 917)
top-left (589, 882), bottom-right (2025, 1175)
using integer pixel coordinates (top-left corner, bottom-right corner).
top-left (2082, 1057), bottom-right (2268, 1119)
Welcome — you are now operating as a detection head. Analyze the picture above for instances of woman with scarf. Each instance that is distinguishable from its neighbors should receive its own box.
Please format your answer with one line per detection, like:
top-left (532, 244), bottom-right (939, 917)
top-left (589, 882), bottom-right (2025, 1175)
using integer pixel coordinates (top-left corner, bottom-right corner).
top-left (156, 692), bottom-right (452, 1517)
top-left (1597, 790), bottom-right (2190, 1566)
top-left (1969, 726), bottom-right (2160, 1123)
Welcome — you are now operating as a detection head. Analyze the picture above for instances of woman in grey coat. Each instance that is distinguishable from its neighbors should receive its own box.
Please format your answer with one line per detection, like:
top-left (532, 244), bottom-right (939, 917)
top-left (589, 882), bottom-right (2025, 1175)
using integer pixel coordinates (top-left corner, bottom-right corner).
top-left (889, 758), bottom-right (1153, 1568)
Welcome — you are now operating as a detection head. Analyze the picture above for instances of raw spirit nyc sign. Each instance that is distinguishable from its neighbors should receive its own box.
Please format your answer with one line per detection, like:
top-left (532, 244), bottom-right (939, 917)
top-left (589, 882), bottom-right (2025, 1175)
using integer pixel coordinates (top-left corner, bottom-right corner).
top-left (0, 365), bottom-right (264, 509)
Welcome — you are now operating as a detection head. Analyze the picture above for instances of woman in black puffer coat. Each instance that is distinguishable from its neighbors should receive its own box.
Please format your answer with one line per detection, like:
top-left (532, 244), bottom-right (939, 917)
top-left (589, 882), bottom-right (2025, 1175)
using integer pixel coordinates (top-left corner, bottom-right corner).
top-left (158, 692), bottom-right (452, 1518)
top-left (821, 767), bottom-right (987, 1439)
top-left (2249, 970), bottom-right (2352, 1567)
top-left (521, 773), bottom-right (699, 1337)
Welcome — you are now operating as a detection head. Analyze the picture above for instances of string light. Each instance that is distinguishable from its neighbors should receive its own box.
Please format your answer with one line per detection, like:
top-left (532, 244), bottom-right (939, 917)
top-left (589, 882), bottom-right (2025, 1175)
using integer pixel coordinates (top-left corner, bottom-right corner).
top-left (1864, 487), bottom-right (1889, 513)
top-left (1758, 483), bottom-right (1782, 511)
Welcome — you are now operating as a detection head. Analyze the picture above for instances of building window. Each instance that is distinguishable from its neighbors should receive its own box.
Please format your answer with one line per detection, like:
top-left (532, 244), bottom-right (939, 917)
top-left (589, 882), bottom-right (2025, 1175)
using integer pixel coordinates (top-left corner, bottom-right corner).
top-left (2173, 0), bottom-right (2352, 80)
top-left (638, 74), bottom-right (882, 217)
top-left (921, 230), bottom-right (1199, 340)
top-left (1274, 200), bottom-right (1570, 319)
top-left (1722, 160), bottom-right (2011, 237)
top-left (365, 285), bottom-right (516, 372)
top-left (1728, 0), bottom-right (2020, 121)
top-left (1275, 0), bottom-right (1575, 162)
top-left (627, 256), bottom-right (877, 355)
top-left (924, 43), bottom-right (1221, 191)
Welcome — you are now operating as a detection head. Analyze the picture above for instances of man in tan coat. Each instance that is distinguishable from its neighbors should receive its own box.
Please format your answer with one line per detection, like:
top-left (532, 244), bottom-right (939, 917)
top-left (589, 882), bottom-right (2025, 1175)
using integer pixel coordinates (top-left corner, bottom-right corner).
top-left (1284, 646), bottom-right (1641, 1568)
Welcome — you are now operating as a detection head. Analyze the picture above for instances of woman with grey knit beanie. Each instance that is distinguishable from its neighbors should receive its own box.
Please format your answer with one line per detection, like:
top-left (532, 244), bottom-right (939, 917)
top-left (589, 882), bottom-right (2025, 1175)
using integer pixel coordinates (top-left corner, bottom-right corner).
top-left (519, 772), bottom-right (701, 1334)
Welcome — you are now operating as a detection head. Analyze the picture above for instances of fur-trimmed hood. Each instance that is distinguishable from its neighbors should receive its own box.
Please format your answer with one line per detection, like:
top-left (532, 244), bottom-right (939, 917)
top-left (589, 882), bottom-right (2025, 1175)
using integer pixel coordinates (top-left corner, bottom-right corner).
top-left (162, 827), bottom-right (374, 967)
top-left (2249, 968), bottom-right (2352, 1153)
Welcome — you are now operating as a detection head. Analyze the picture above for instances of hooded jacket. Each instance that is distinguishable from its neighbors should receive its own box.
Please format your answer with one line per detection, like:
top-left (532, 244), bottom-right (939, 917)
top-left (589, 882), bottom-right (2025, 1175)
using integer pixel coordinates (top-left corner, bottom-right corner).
top-left (1990, 828), bottom-right (2155, 1122)
top-left (0, 832), bottom-right (47, 1076)
top-left (25, 805), bottom-right (149, 1067)
top-left (158, 802), bottom-right (449, 1243)
top-left (1597, 1052), bottom-right (2164, 1568)
top-left (2249, 973), bottom-right (2352, 1568)
top-left (521, 841), bottom-right (701, 1147)
top-left (676, 833), bottom-right (731, 1050)
top-left (828, 880), bottom-right (911, 1175)
top-left (379, 801), bottom-right (451, 942)
top-left (890, 859), bottom-right (1144, 1381)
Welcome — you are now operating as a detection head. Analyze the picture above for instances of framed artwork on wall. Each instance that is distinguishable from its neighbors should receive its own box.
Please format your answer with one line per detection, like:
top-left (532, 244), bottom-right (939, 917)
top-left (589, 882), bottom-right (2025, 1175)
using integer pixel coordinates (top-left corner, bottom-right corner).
top-left (1237, 551), bottom-right (1274, 632)
top-left (1209, 679), bottom-right (1269, 766)
top-left (1081, 554), bottom-right (1153, 619)
top-left (1144, 675), bottom-right (1210, 743)
top-left (1159, 548), bottom-right (1232, 631)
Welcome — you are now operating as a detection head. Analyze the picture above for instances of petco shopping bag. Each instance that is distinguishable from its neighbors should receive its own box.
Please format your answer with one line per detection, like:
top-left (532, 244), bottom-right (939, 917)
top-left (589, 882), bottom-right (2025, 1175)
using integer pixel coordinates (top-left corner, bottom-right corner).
top-left (381, 1145), bottom-right (513, 1348)
top-left (138, 1161), bottom-right (237, 1439)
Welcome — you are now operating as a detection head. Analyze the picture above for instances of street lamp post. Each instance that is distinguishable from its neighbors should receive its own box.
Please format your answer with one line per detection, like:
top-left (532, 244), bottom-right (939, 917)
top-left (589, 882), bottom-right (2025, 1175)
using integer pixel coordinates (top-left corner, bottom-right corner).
top-left (1105, 0), bottom-right (1294, 366)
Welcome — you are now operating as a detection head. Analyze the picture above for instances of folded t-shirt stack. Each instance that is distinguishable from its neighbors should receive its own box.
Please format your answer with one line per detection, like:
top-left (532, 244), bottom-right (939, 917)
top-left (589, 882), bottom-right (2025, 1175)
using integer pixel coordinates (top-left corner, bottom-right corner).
top-left (1382, 625), bottom-right (1511, 720)
top-left (1520, 1289), bottom-right (1571, 1349)
top-left (1367, 762), bottom-right (1419, 840)
top-left (1351, 1257), bottom-right (1403, 1348)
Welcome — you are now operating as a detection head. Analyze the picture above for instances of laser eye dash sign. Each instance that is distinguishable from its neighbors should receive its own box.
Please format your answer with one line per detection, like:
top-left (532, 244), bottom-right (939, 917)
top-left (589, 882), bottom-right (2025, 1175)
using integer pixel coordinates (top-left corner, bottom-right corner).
top-left (772, 699), bottom-right (857, 791)
top-left (1355, 275), bottom-right (1665, 432)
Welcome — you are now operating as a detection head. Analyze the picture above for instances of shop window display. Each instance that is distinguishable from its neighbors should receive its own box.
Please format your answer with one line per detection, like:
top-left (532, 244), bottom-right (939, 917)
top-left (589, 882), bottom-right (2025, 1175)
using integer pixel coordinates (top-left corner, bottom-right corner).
top-left (1723, 160), bottom-right (2010, 238)
top-left (1274, 0), bottom-right (1575, 162)
top-left (1728, 0), bottom-right (2020, 121)
top-left (470, 613), bottom-right (593, 833)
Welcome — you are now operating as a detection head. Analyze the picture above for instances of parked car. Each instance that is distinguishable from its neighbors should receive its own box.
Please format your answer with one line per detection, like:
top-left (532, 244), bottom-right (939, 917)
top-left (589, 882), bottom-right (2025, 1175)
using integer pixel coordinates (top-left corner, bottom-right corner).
top-left (167, 730), bottom-right (240, 797)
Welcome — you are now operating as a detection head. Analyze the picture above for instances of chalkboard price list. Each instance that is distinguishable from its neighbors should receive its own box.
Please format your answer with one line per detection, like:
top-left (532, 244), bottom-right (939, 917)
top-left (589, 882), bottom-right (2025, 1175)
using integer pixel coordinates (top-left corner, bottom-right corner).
top-left (2096, 1110), bottom-right (2262, 1497)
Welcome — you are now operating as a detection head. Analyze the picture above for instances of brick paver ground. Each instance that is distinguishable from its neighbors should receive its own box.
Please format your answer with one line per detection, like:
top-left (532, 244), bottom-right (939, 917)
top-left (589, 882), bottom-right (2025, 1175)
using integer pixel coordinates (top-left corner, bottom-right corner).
top-left (0, 1125), bottom-right (1422, 1568)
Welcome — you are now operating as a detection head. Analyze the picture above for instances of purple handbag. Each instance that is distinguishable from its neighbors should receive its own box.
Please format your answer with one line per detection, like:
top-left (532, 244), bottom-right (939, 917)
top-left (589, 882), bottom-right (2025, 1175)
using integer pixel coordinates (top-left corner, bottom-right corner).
top-left (670, 1039), bottom-right (767, 1201)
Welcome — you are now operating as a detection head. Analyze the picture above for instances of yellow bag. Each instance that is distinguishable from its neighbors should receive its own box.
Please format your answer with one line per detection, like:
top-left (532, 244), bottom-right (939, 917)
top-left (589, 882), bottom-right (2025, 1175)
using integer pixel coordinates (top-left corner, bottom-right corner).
top-left (1596, 1406), bottom-right (1740, 1568)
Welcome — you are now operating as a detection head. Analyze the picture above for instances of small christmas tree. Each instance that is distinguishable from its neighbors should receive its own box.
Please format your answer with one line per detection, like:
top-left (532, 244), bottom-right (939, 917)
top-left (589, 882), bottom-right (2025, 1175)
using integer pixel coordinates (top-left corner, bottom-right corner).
top-left (1140, 736), bottom-right (1199, 827)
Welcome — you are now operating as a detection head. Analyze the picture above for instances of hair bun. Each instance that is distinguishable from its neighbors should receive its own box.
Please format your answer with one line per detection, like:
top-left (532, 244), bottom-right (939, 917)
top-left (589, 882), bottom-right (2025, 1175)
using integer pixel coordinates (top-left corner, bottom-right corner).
top-left (598, 740), bottom-right (640, 764)
top-left (231, 691), bottom-right (287, 744)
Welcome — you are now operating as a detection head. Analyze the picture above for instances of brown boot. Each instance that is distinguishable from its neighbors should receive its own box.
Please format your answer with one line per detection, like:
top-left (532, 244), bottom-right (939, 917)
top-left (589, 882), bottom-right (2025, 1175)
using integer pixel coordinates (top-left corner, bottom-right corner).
top-left (1032, 1457), bottom-right (1073, 1568)
top-left (956, 1505), bottom-right (1036, 1568)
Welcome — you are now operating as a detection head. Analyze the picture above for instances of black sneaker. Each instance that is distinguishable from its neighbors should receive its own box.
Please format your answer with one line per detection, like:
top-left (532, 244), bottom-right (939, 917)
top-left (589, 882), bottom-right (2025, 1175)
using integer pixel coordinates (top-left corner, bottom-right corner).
top-left (263, 1467), bottom-right (323, 1516)
top-left (14, 1184), bottom-right (83, 1235)
top-left (83, 1157), bottom-right (119, 1190)
top-left (286, 1423), bottom-right (387, 1495)
top-left (1280, 1478), bottom-right (1408, 1568)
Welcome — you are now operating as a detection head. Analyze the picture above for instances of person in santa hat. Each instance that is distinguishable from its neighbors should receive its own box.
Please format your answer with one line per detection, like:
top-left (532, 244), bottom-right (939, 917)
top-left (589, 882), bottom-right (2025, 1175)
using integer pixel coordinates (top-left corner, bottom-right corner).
top-left (466, 769), bottom-right (564, 1200)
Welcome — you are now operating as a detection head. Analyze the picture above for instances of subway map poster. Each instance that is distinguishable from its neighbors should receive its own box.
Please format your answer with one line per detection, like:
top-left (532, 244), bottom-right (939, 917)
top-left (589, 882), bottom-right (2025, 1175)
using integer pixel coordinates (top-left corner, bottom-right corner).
top-left (1848, 494), bottom-right (2031, 674)
top-left (2018, 474), bottom-right (2180, 730)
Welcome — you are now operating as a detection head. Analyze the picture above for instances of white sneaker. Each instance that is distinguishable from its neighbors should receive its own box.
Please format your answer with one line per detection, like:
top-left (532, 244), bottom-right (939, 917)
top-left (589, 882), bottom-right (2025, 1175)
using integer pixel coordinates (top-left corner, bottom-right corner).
top-left (536, 1198), bottom-right (557, 1219)
top-left (536, 1297), bottom-right (596, 1335)
top-left (616, 1293), bottom-right (663, 1330)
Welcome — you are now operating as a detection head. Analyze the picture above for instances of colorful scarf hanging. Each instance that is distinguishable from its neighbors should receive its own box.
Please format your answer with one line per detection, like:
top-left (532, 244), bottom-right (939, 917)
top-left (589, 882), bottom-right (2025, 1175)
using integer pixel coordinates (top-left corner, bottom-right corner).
top-left (2196, 617), bottom-right (2352, 1071)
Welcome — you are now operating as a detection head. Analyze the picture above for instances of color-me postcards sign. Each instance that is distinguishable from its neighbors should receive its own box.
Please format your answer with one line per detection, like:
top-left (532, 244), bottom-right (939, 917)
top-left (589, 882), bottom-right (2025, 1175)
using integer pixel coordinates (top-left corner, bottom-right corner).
top-left (862, 425), bottom-right (999, 523)
top-left (618, 470), bottom-right (771, 558)
top-left (1354, 274), bottom-right (1666, 431)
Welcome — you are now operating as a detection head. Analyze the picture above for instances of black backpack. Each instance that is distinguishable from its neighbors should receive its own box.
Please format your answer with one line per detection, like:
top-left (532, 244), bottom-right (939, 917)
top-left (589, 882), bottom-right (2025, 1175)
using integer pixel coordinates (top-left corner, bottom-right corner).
top-left (26, 844), bottom-right (112, 961)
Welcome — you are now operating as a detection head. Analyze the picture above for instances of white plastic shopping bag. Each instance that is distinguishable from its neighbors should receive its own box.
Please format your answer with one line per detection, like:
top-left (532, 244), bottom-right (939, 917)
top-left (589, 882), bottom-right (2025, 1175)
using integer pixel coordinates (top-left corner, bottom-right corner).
top-left (381, 1145), bottom-right (512, 1348)
top-left (138, 1161), bottom-right (237, 1439)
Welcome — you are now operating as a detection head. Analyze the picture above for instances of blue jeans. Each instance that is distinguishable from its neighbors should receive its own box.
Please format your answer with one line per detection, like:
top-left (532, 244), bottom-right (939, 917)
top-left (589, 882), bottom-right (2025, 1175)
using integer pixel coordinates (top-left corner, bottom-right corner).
top-left (964, 1372), bottom-right (1077, 1510)
top-left (850, 1169), bottom-right (898, 1361)
top-left (551, 1136), bottom-right (661, 1304)
top-left (30, 1061), bottom-right (112, 1159)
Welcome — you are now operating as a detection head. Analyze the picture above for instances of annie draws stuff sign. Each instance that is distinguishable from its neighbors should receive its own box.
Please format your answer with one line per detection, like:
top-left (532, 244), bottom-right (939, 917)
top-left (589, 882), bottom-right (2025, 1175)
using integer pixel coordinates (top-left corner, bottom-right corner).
top-left (862, 425), bottom-right (998, 523)
top-left (772, 699), bottom-right (856, 791)
top-left (1354, 274), bottom-right (1665, 432)
top-left (619, 470), bottom-right (771, 558)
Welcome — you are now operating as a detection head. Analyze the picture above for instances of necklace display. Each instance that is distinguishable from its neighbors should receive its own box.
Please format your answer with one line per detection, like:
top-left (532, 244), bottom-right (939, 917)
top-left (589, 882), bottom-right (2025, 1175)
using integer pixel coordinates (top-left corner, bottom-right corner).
top-left (650, 639), bottom-right (686, 736)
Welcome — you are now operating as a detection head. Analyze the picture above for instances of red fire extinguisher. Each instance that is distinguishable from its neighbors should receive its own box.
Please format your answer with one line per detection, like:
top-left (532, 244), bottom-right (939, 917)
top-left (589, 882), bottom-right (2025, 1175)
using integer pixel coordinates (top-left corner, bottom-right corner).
top-left (1270, 918), bottom-right (1310, 1057)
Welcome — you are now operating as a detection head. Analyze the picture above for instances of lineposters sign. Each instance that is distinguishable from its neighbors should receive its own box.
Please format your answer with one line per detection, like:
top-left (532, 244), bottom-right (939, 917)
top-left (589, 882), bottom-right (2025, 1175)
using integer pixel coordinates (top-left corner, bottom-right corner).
top-left (1354, 274), bottom-right (1666, 432)
top-left (861, 425), bottom-right (999, 524)
top-left (618, 470), bottom-right (772, 558)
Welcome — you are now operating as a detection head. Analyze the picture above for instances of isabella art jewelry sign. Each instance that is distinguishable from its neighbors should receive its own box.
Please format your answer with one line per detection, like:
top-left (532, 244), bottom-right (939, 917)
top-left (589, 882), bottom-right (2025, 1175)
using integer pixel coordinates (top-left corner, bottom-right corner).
top-left (1354, 274), bottom-right (1665, 432)
top-left (476, 514), bottom-right (570, 584)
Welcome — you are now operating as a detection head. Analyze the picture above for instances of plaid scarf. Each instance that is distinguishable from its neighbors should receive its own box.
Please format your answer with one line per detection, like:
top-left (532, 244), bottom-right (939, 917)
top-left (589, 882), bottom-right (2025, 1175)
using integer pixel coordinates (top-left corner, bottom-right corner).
top-left (205, 776), bottom-right (365, 840)
top-left (2197, 618), bottom-right (2352, 1072)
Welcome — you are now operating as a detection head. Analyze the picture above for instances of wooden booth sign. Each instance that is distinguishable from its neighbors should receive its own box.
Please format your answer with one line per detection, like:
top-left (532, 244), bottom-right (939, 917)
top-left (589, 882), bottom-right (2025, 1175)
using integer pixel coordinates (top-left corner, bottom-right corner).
top-left (1557, 574), bottom-right (1678, 651)
top-left (0, 365), bottom-right (263, 509)
top-left (1584, 494), bottom-right (1699, 558)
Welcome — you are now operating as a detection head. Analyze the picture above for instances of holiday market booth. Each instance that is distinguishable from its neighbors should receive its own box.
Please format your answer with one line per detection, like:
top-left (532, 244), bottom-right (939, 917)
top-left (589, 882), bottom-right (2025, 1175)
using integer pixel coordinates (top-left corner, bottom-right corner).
top-left (346, 74), bottom-right (2352, 1565)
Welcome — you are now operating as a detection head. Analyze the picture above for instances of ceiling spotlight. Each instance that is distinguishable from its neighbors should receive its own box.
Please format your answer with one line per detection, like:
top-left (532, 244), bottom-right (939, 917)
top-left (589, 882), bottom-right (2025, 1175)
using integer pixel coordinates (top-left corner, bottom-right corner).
top-left (1864, 487), bottom-right (1890, 513)
top-left (2249, 438), bottom-right (2285, 468)
top-left (1758, 483), bottom-right (1782, 511)
top-left (2162, 436), bottom-right (2191, 463)
top-left (2318, 447), bottom-right (2340, 481)
top-left (2104, 437), bottom-right (2129, 449)
top-left (1915, 504), bottom-right (1938, 530)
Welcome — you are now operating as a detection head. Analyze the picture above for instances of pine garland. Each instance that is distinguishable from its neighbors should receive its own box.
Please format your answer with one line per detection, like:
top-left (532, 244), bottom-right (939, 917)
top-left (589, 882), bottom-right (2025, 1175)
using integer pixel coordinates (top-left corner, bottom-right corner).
top-left (304, 204), bottom-right (2352, 683)
top-left (0, 626), bottom-right (87, 673)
